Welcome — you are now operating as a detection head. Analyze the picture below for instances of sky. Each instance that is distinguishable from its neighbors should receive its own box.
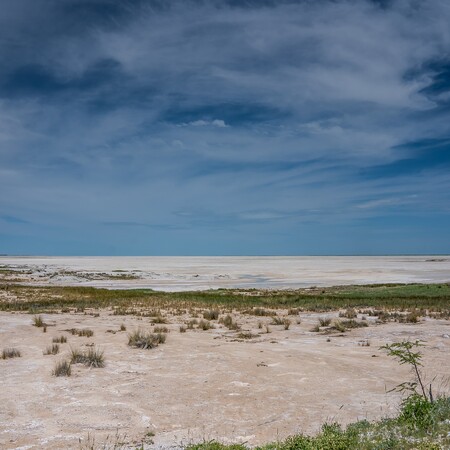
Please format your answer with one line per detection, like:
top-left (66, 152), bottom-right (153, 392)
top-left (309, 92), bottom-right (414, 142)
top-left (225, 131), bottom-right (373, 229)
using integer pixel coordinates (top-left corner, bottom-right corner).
top-left (1, 0), bottom-right (450, 256)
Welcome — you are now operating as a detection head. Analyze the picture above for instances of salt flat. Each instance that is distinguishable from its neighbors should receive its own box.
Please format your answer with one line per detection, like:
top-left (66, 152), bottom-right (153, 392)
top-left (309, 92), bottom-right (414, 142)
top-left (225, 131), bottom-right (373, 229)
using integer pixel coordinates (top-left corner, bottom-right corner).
top-left (1, 256), bottom-right (449, 291)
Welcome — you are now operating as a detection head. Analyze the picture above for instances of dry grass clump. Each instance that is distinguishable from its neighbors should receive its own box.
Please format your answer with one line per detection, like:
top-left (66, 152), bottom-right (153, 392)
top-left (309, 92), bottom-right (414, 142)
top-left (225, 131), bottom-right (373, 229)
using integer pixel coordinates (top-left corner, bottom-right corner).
top-left (128, 329), bottom-right (166, 349)
top-left (283, 318), bottom-right (291, 330)
top-left (69, 328), bottom-right (94, 337)
top-left (271, 316), bottom-right (285, 325)
top-left (203, 309), bottom-right (219, 320)
top-left (52, 360), bottom-right (71, 377)
top-left (244, 307), bottom-right (269, 316)
top-left (198, 319), bottom-right (214, 330)
top-left (53, 335), bottom-right (67, 343)
top-left (401, 311), bottom-right (421, 323)
top-left (339, 308), bottom-right (357, 319)
top-left (310, 324), bottom-right (321, 332)
top-left (288, 308), bottom-right (300, 315)
top-left (219, 315), bottom-right (240, 330)
top-left (120, 323), bottom-right (127, 331)
top-left (44, 344), bottom-right (60, 355)
top-left (187, 319), bottom-right (198, 329)
top-left (2, 348), bottom-right (21, 359)
top-left (33, 315), bottom-right (46, 327)
top-left (237, 331), bottom-right (256, 339)
top-left (154, 326), bottom-right (169, 333)
top-left (319, 317), bottom-right (331, 327)
top-left (179, 325), bottom-right (187, 333)
top-left (339, 319), bottom-right (368, 329)
top-left (69, 347), bottom-right (105, 367)
top-left (151, 315), bottom-right (168, 324)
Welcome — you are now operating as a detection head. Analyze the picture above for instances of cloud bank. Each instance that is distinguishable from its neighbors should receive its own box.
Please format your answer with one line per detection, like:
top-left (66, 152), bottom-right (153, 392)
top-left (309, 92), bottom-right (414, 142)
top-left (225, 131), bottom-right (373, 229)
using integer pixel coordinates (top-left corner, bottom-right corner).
top-left (1, 0), bottom-right (450, 255)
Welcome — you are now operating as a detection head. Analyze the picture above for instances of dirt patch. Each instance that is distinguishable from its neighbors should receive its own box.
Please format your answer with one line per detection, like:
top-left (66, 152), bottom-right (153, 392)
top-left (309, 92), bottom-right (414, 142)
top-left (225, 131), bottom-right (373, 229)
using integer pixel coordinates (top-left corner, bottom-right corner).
top-left (1, 308), bottom-right (449, 449)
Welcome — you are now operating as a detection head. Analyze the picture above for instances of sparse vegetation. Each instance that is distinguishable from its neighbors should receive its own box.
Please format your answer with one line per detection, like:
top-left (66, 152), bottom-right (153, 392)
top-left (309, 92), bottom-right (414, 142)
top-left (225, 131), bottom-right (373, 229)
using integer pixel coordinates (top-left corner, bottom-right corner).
top-left (52, 360), bottom-right (71, 377)
top-left (33, 315), bottom-right (45, 327)
top-left (2, 348), bottom-right (21, 359)
top-left (69, 347), bottom-right (105, 367)
top-left (319, 317), bottom-right (331, 327)
top-left (44, 344), bottom-right (60, 355)
top-left (154, 326), bottom-right (169, 333)
top-left (128, 329), bottom-right (166, 349)
top-left (203, 309), bottom-right (219, 320)
top-left (283, 318), bottom-right (291, 330)
top-left (69, 328), bottom-right (94, 337)
top-left (179, 325), bottom-right (187, 333)
top-left (198, 319), bottom-right (214, 330)
top-left (219, 315), bottom-right (240, 330)
top-left (120, 323), bottom-right (127, 331)
top-left (2, 283), bottom-right (449, 316)
top-left (53, 335), bottom-right (67, 343)
top-left (237, 331), bottom-right (256, 339)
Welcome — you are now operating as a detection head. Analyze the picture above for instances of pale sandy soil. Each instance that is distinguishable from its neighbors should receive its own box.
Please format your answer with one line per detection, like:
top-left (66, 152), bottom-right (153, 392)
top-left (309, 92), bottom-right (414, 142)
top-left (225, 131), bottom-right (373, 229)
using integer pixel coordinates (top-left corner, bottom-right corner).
top-left (1, 309), bottom-right (449, 449)
top-left (1, 256), bottom-right (449, 291)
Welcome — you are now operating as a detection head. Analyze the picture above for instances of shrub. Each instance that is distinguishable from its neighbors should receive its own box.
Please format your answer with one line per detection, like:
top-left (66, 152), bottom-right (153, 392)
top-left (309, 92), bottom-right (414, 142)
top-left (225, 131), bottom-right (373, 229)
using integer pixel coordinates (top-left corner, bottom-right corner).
top-left (319, 317), bottom-right (331, 327)
top-left (53, 335), bottom-right (67, 343)
top-left (53, 360), bottom-right (71, 377)
top-left (219, 315), bottom-right (240, 330)
top-left (152, 315), bottom-right (167, 324)
top-left (179, 325), bottom-right (187, 333)
top-left (339, 308), bottom-right (357, 319)
top-left (154, 326), bottom-right (169, 333)
top-left (2, 348), bottom-right (21, 359)
top-left (198, 320), bottom-right (214, 330)
top-left (219, 314), bottom-right (241, 330)
top-left (340, 319), bottom-right (368, 329)
top-left (203, 310), bottom-right (219, 320)
top-left (283, 318), bottom-right (291, 330)
top-left (271, 316), bottom-right (284, 325)
top-left (187, 319), bottom-right (198, 329)
top-left (120, 323), bottom-right (126, 331)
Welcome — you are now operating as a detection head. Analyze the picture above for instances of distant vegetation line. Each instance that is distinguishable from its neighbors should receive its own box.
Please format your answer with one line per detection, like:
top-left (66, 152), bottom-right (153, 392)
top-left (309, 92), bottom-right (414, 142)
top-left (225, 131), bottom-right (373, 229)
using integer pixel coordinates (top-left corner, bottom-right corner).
top-left (1, 283), bottom-right (449, 314)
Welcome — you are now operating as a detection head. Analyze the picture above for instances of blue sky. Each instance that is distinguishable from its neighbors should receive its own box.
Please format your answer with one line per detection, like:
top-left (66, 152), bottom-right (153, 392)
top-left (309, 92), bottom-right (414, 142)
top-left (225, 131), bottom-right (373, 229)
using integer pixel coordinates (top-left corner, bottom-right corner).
top-left (1, 0), bottom-right (449, 255)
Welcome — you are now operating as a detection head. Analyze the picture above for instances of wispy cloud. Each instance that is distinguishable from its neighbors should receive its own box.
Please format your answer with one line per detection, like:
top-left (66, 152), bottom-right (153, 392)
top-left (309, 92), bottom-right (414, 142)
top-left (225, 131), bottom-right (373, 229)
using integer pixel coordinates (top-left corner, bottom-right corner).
top-left (0, 0), bottom-right (449, 254)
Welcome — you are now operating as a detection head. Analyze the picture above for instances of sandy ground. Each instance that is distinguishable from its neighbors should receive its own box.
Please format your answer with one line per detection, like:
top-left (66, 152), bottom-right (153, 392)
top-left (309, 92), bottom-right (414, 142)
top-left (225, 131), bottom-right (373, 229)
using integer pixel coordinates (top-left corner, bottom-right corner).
top-left (1, 256), bottom-right (450, 290)
top-left (1, 309), bottom-right (449, 449)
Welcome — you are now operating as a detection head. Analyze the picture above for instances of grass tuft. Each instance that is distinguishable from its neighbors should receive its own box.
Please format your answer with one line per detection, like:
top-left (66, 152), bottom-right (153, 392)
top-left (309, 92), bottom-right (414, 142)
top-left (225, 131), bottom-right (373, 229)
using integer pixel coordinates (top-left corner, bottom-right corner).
top-left (128, 329), bottom-right (166, 349)
top-left (52, 360), bottom-right (71, 377)
top-left (2, 347), bottom-right (21, 359)
top-left (44, 344), bottom-right (60, 355)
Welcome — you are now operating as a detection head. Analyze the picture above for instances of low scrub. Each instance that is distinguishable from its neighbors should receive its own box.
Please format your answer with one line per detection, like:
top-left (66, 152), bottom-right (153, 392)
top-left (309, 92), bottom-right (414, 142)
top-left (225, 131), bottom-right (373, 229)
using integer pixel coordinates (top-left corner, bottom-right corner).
top-left (52, 360), bottom-right (71, 377)
top-left (52, 335), bottom-right (67, 343)
top-left (198, 319), bottom-right (214, 330)
top-left (69, 328), bottom-right (94, 337)
top-left (69, 347), bottom-right (105, 368)
top-left (33, 315), bottom-right (46, 327)
top-left (2, 348), bottom-right (21, 359)
top-left (44, 344), bottom-right (60, 355)
top-left (128, 329), bottom-right (166, 349)
top-left (219, 315), bottom-right (240, 330)
top-left (203, 309), bottom-right (219, 320)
